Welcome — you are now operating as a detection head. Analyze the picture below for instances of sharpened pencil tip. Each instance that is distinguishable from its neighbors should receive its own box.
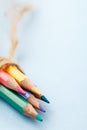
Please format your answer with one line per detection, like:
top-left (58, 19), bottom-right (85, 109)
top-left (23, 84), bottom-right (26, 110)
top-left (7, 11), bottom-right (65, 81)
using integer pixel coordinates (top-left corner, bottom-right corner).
top-left (36, 114), bottom-right (43, 122)
top-left (17, 86), bottom-right (26, 95)
top-left (41, 95), bottom-right (50, 103)
top-left (39, 105), bottom-right (46, 112)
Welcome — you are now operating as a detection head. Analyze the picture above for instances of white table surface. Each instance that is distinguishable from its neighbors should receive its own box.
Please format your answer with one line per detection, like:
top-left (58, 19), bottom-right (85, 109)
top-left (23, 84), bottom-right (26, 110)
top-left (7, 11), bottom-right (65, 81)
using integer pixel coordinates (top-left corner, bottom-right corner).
top-left (0, 0), bottom-right (87, 130)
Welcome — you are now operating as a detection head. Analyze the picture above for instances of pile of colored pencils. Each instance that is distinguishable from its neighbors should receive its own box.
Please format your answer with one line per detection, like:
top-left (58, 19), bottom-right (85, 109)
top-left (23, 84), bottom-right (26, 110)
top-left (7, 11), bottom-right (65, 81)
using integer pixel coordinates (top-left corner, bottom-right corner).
top-left (0, 65), bottom-right (50, 121)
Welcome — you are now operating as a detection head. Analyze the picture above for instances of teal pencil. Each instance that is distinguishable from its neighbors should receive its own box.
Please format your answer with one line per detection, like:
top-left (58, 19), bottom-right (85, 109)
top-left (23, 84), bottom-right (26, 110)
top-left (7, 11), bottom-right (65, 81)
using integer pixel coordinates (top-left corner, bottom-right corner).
top-left (0, 84), bottom-right (43, 121)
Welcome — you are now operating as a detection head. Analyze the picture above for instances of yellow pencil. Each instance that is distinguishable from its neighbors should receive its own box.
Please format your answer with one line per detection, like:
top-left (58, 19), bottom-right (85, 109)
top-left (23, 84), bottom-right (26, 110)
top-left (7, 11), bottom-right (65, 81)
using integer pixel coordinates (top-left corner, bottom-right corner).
top-left (3, 65), bottom-right (50, 103)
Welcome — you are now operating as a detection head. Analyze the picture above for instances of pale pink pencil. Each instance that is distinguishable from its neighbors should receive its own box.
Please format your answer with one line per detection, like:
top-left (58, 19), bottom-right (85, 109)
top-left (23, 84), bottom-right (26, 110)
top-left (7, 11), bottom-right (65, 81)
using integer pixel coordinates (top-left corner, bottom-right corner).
top-left (0, 70), bottom-right (26, 95)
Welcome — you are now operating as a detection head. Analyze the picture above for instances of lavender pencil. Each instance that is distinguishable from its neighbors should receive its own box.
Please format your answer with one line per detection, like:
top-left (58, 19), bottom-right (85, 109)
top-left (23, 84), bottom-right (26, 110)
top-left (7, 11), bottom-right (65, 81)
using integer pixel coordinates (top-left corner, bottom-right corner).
top-left (19, 90), bottom-right (46, 112)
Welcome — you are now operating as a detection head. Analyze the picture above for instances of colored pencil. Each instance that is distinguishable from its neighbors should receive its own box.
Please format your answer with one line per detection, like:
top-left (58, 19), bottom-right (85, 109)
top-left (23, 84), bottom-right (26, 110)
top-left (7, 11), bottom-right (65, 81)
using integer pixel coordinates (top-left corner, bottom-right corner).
top-left (0, 84), bottom-right (43, 121)
top-left (19, 89), bottom-right (46, 112)
top-left (4, 65), bottom-right (50, 103)
top-left (0, 70), bottom-right (25, 95)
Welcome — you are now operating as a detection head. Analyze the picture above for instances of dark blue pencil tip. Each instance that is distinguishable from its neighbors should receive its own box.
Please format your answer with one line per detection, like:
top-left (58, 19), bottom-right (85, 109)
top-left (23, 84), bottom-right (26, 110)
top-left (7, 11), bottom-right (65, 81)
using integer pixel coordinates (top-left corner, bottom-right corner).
top-left (41, 95), bottom-right (50, 103)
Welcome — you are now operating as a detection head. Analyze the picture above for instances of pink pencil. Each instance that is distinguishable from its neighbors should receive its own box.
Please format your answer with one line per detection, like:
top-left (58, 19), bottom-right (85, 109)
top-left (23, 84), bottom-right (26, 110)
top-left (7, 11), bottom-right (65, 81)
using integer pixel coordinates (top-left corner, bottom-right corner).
top-left (0, 70), bottom-right (25, 95)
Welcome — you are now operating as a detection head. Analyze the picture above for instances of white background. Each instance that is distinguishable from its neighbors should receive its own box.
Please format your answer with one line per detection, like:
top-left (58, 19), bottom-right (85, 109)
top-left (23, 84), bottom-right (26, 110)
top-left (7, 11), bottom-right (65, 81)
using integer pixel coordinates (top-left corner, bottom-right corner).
top-left (0, 0), bottom-right (87, 130)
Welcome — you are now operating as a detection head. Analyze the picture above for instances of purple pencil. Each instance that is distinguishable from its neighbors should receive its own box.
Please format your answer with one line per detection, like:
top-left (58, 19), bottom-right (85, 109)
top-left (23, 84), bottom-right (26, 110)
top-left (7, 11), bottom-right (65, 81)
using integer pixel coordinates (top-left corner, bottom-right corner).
top-left (19, 90), bottom-right (46, 112)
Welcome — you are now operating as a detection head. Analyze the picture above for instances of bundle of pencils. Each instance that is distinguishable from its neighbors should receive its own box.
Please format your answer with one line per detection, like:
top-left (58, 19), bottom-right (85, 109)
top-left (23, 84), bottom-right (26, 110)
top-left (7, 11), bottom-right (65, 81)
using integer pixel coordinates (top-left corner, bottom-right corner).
top-left (0, 3), bottom-right (50, 122)
top-left (0, 67), bottom-right (49, 121)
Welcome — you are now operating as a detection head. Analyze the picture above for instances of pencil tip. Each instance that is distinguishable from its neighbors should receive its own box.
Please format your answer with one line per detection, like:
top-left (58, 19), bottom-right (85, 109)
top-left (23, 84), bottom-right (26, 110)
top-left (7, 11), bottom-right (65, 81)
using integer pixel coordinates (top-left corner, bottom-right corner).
top-left (41, 95), bottom-right (50, 103)
top-left (36, 114), bottom-right (43, 122)
top-left (39, 105), bottom-right (46, 112)
top-left (17, 86), bottom-right (26, 95)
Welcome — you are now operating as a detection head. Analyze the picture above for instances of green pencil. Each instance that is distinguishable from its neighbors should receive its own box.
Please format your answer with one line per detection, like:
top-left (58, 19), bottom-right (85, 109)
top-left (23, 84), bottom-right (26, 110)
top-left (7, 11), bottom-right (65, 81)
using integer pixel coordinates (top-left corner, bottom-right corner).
top-left (0, 84), bottom-right (43, 121)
